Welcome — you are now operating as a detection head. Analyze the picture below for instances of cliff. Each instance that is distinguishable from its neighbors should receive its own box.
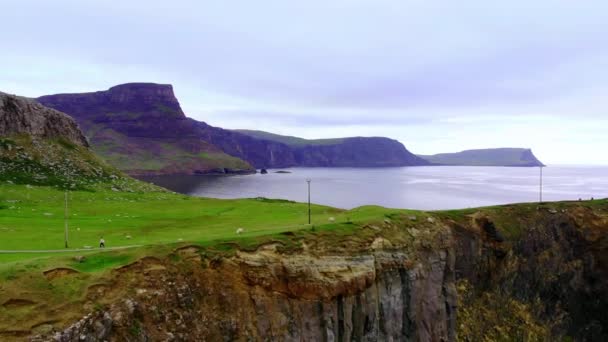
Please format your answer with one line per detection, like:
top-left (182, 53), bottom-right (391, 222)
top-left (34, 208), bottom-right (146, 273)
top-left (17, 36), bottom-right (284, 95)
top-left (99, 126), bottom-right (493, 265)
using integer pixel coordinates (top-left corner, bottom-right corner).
top-left (17, 200), bottom-right (607, 341)
top-left (0, 92), bottom-right (136, 189)
top-left (38, 84), bottom-right (253, 175)
top-left (1, 92), bottom-right (88, 147)
top-left (419, 148), bottom-right (545, 167)
top-left (235, 129), bottom-right (429, 167)
top-left (38, 83), bottom-right (428, 174)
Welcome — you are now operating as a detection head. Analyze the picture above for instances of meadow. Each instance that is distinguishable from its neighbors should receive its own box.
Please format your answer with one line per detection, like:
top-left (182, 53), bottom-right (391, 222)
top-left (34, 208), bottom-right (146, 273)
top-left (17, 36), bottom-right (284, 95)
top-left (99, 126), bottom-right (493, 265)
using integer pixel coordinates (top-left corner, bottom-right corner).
top-left (0, 183), bottom-right (399, 264)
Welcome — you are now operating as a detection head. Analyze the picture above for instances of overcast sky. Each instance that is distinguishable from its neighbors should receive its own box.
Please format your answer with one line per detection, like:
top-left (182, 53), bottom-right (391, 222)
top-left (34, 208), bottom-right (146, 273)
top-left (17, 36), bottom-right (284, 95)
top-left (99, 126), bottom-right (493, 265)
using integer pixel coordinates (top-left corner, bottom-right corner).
top-left (2, 1), bottom-right (607, 165)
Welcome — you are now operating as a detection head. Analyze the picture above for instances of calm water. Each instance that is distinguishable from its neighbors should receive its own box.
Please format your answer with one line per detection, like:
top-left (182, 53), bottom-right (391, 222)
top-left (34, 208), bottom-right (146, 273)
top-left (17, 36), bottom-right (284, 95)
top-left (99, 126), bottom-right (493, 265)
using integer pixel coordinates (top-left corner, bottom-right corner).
top-left (138, 166), bottom-right (608, 210)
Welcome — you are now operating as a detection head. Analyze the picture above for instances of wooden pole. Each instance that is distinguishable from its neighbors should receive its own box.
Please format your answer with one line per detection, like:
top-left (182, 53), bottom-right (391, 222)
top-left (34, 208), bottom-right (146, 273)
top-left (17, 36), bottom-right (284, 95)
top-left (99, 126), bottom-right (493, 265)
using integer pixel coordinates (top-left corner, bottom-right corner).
top-left (307, 179), bottom-right (311, 224)
top-left (64, 191), bottom-right (69, 248)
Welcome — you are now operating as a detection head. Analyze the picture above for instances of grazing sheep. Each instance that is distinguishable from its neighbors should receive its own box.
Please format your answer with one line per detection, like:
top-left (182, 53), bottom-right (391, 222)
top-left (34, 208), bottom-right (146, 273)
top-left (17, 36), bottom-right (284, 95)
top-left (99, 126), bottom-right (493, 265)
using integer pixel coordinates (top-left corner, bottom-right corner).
top-left (328, 217), bottom-right (335, 222)
top-left (236, 228), bottom-right (244, 235)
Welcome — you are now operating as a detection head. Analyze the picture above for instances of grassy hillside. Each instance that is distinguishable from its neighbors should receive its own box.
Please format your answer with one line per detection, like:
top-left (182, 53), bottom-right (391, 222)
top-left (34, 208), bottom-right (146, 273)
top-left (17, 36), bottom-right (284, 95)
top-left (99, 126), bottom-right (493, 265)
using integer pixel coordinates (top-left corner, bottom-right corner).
top-left (0, 134), bottom-right (157, 192)
top-left (419, 148), bottom-right (544, 167)
top-left (88, 125), bottom-right (252, 175)
top-left (234, 129), bottom-right (346, 147)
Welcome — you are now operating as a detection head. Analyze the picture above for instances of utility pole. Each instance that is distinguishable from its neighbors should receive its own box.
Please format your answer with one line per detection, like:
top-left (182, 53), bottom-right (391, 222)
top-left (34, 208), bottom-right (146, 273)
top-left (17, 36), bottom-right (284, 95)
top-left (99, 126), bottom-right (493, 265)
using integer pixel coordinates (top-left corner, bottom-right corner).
top-left (539, 166), bottom-right (543, 203)
top-left (306, 179), bottom-right (311, 224)
top-left (64, 190), bottom-right (69, 248)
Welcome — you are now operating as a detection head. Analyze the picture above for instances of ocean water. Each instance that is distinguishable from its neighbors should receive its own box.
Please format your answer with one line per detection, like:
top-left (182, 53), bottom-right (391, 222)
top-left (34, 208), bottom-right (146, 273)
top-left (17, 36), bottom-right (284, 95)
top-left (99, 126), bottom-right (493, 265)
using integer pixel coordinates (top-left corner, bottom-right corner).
top-left (138, 166), bottom-right (608, 210)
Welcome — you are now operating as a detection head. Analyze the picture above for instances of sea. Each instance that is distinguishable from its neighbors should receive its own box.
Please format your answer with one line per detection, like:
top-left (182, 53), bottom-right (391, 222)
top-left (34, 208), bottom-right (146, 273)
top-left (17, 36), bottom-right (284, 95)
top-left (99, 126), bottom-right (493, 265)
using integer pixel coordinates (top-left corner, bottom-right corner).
top-left (138, 166), bottom-right (608, 210)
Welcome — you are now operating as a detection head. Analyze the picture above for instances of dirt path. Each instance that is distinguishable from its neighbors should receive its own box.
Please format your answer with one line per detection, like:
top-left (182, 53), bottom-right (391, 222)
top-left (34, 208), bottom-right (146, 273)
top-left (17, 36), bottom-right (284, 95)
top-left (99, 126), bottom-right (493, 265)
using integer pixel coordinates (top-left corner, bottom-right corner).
top-left (0, 245), bottom-right (142, 253)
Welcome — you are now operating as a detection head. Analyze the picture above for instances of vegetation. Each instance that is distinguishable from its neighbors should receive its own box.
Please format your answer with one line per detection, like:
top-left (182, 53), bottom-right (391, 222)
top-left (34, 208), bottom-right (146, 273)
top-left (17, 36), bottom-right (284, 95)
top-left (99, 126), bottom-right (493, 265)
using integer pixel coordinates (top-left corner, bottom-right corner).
top-left (418, 148), bottom-right (544, 166)
top-left (90, 127), bottom-right (252, 173)
top-left (0, 135), bottom-right (125, 190)
top-left (234, 129), bottom-right (346, 147)
top-left (0, 183), bottom-right (398, 263)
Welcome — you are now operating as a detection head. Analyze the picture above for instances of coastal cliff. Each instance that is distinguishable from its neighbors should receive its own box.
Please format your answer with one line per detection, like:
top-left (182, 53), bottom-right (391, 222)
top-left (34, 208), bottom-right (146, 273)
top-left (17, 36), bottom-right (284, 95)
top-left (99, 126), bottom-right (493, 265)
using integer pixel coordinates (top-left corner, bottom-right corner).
top-left (419, 148), bottom-right (545, 167)
top-left (24, 200), bottom-right (608, 341)
top-left (38, 83), bottom-right (428, 174)
top-left (37, 84), bottom-right (254, 175)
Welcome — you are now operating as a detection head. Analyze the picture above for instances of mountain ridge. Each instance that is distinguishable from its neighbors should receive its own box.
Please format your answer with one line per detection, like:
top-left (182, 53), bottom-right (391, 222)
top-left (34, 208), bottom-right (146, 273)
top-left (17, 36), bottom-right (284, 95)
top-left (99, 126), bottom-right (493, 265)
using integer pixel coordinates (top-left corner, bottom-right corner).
top-left (38, 83), bottom-right (429, 173)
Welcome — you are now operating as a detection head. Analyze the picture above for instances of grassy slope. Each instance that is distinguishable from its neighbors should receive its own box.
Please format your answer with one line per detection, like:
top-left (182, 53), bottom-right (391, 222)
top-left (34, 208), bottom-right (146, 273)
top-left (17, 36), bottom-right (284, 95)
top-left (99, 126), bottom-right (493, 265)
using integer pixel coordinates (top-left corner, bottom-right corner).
top-left (234, 129), bottom-right (346, 147)
top-left (419, 148), bottom-right (541, 166)
top-left (88, 125), bottom-right (251, 174)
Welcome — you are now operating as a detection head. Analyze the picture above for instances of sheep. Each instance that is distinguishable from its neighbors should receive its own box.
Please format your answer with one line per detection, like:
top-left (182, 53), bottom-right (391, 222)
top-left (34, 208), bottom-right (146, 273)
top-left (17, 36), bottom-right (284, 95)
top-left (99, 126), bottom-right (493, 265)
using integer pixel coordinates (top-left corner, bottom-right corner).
top-left (236, 228), bottom-right (245, 235)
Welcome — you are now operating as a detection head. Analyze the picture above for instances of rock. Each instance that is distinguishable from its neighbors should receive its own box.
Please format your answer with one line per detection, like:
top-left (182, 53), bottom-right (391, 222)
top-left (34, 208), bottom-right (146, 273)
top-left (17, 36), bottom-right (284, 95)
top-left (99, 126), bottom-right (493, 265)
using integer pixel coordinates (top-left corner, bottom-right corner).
top-left (427, 217), bottom-right (436, 223)
top-left (408, 216), bottom-right (417, 221)
top-left (260, 168), bottom-right (268, 174)
top-left (0, 92), bottom-right (88, 147)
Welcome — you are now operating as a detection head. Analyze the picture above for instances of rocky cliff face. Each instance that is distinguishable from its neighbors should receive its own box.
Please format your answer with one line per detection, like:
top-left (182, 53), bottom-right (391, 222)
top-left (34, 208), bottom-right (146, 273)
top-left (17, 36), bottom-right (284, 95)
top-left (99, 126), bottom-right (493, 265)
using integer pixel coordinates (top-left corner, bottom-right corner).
top-left (1, 92), bottom-right (88, 147)
top-left (27, 201), bottom-right (608, 342)
top-left (451, 205), bottom-right (608, 340)
top-left (38, 83), bottom-right (427, 174)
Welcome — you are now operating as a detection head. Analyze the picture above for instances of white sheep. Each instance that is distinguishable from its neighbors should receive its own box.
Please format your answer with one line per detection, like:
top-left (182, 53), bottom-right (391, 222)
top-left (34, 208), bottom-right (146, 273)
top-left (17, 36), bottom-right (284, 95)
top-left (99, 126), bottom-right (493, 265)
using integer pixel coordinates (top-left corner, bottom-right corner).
top-left (236, 228), bottom-right (245, 235)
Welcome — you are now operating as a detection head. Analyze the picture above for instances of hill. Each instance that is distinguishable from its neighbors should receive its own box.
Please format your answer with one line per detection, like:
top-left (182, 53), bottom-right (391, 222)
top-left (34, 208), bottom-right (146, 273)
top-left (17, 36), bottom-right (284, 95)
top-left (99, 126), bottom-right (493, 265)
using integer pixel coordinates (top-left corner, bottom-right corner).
top-left (37, 84), bottom-right (253, 175)
top-left (0, 92), bottom-right (152, 190)
top-left (418, 148), bottom-right (545, 167)
top-left (38, 83), bottom-right (429, 173)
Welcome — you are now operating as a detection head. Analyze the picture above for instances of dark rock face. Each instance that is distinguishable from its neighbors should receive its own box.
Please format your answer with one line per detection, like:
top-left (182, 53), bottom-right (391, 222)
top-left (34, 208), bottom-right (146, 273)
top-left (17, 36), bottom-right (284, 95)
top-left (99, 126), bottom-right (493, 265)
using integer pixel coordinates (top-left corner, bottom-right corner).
top-left (452, 208), bottom-right (608, 341)
top-left (37, 83), bottom-right (428, 174)
top-left (0, 92), bottom-right (88, 147)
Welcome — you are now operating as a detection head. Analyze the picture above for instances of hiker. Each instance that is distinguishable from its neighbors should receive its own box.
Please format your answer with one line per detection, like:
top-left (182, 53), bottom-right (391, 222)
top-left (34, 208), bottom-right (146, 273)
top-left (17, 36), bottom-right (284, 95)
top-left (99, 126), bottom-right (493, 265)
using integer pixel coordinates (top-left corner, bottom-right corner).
top-left (99, 237), bottom-right (105, 248)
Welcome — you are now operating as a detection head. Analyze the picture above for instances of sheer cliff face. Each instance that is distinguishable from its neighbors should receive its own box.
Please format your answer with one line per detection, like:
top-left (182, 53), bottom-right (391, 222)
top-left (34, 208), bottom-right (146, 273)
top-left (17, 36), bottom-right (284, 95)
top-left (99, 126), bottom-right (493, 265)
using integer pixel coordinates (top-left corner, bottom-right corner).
top-left (451, 206), bottom-right (608, 341)
top-left (0, 92), bottom-right (88, 147)
top-left (37, 83), bottom-right (427, 174)
top-left (46, 228), bottom-right (457, 342)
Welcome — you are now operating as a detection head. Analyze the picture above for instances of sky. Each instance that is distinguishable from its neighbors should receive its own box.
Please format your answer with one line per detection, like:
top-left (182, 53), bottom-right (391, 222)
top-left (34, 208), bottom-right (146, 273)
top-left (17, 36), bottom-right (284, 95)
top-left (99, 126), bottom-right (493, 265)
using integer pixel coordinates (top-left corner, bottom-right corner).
top-left (1, 1), bottom-right (607, 165)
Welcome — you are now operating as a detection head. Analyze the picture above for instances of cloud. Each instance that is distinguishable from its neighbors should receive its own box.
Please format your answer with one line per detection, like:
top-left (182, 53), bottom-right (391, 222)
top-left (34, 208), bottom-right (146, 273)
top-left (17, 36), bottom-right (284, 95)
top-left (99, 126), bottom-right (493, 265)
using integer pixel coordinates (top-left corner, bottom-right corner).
top-left (1, 0), bottom-right (607, 164)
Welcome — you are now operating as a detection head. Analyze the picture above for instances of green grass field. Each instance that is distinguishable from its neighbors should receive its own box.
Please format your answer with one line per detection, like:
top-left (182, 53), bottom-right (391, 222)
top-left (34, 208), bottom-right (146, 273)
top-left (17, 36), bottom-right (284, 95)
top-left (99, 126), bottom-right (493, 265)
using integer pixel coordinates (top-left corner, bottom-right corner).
top-left (0, 183), bottom-right (400, 264)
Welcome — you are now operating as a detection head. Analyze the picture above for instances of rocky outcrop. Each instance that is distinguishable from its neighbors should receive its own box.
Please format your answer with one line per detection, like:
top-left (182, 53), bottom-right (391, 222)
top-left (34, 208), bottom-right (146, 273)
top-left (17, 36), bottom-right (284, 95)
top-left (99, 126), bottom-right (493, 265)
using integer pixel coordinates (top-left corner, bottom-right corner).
top-left (451, 205), bottom-right (608, 341)
top-left (0, 92), bottom-right (88, 147)
top-left (36, 246), bottom-right (456, 341)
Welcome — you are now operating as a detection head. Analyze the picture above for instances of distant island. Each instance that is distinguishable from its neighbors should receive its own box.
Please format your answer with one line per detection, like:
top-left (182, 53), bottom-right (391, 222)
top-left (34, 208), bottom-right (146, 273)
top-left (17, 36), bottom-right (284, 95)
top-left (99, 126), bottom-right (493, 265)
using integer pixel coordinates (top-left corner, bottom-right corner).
top-left (418, 148), bottom-right (545, 167)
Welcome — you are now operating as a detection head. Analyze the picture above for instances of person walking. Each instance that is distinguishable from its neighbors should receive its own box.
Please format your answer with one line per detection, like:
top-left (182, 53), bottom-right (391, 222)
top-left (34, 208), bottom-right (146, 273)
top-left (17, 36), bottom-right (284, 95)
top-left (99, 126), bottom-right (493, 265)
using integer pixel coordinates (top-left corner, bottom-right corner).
top-left (99, 237), bottom-right (105, 248)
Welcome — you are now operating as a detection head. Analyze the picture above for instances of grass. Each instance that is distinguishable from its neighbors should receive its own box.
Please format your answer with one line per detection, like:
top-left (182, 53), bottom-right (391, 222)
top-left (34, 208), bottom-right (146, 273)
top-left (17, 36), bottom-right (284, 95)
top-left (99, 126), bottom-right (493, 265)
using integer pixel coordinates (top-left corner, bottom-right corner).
top-left (0, 183), bottom-right (393, 264)
top-left (90, 127), bottom-right (252, 173)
